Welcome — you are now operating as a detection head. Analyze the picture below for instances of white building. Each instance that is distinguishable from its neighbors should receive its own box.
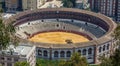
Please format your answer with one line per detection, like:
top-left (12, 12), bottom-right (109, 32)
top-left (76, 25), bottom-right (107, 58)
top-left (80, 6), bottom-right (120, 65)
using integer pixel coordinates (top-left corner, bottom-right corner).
top-left (76, 0), bottom-right (90, 9)
top-left (0, 44), bottom-right (36, 66)
top-left (37, 0), bottom-right (62, 9)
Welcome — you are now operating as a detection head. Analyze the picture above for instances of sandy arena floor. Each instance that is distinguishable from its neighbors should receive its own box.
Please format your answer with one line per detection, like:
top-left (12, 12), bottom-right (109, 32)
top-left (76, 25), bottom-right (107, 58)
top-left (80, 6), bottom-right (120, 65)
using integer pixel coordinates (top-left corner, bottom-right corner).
top-left (29, 32), bottom-right (90, 44)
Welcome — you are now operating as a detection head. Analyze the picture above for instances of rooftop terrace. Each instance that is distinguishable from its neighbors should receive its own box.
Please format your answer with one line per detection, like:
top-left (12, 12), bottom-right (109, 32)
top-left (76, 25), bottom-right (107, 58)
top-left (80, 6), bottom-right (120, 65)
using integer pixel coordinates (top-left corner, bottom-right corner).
top-left (0, 44), bottom-right (34, 56)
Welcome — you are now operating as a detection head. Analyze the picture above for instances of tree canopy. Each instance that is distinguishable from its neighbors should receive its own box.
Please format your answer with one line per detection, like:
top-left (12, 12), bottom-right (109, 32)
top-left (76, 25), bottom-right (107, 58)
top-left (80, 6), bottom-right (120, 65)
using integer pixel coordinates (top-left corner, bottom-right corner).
top-left (36, 53), bottom-right (89, 66)
top-left (59, 53), bottom-right (89, 66)
top-left (0, 10), bottom-right (19, 50)
top-left (62, 0), bottom-right (76, 8)
top-left (14, 61), bottom-right (30, 66)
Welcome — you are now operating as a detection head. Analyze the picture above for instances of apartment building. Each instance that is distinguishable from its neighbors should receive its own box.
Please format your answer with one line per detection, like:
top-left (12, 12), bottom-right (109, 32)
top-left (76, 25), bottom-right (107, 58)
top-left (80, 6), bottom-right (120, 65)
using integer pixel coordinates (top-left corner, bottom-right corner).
top-left (0, 45), bottom-right (36, 66)
top-left (115, 0), bottom-right (120, 22)
top-left (4, 0), bottom-right (56, 13)
top-left (89, 0), bottom-right (120, 22)
top-left (4, 0), bottom-right (38, 12)
top-left (22, 0), bottom-right (37, 11)
top-left (4, 0), bottom-right (22, 12)
top-left (89, 0), bottom-right (116, 17)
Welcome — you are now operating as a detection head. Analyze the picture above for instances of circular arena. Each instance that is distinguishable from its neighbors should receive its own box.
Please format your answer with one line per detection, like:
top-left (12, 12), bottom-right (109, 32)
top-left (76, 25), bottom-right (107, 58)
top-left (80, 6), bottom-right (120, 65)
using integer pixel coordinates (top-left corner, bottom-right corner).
top-left (5, 8), bottom-right (116, 64)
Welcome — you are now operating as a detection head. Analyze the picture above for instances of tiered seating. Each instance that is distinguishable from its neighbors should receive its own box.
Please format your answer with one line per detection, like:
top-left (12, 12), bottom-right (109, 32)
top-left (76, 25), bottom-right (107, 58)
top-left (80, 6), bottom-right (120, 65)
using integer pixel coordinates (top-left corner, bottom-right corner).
top-left (43, 19), bottom-right (106, 38)
top-left (15, 19), bottom-right (105, 39)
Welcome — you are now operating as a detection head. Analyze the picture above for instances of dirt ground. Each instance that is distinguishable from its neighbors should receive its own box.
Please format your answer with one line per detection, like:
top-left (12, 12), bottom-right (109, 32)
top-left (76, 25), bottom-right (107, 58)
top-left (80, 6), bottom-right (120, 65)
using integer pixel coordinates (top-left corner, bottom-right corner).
top-left (29, 32), bottom-right (89, 44)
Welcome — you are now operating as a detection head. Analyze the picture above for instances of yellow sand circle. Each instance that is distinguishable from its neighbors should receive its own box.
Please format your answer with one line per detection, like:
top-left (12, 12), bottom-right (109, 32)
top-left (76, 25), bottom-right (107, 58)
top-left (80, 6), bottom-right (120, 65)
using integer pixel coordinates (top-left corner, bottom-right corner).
top-left (29, 32), bottom-right (90, 44)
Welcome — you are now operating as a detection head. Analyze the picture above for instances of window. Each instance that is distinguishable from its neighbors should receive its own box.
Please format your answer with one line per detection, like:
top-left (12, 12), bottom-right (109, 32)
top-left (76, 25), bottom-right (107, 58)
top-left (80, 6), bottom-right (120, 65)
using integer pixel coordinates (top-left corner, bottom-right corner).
top-left (88, 56), bottom-right (92, 59)
top-left (88, 48), bottom-right (92, 54)
top-left (103, 45), bottom-right (106, 51)
top-left (1, 57), bottom-right (4, 60)
top-left (83, 49), bottom-right (87, 55)
top-left (63, 26), bottom-right (65, 29)
top-left (7, 57), bottom-right (12, 61)
top-left (78, 50), bottom-right (81, 55)
top-left (99, 47), bottom-right (102, 53)
top-left (60, 51), bottom-right (65, 57)
top-left (54, 51), bottom-right (58, 58)
top-left (14, 58), bottom-right (18, 61)
top-left (41, 20), bottom-right (44, 22)
top-left (56, 24), bottom-right (59, 27)
top-left (66, 51), bottom-right (71, 57)
top-left (38, 50), bottom-right (42, 56)
top-left (7, 63), bottom-right (12, 66)
top-left (28, 22), bottom-right (30, 25)
top-left (43, 50), bottom-right (48, 57)
top-left (107, 44), bottom-right (110, 50)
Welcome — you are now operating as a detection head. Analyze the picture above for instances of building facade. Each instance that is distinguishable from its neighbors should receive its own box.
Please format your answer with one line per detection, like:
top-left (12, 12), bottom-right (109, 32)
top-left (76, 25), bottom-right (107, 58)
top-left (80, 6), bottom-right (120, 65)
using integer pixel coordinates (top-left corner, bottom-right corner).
top-left (115, 0), bottom-right (120, 22)
top-left (0, 45), bottom-right (36, 66)
top-left (22, 0), bottom-right (37, 11)
top-left (89, 0), bottom-right (116, 17)
top-left (4, 0), bottom-right (38, 12)
top-left (4, 0), bottom-right (22, 12)
top-left (4, 0), bottom-right (60, 13)
top-left (89, 0), bottom-right (120, 22)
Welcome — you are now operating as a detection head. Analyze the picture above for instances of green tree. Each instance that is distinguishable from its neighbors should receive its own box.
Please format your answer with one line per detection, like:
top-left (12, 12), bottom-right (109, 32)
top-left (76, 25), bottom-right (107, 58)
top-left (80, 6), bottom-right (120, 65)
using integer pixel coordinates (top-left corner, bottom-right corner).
top-left (70, 53), bottom-right (88, 66)
top-left (70, 0), bottom-right (76, 7)
top-left (0, 1), bottom-right (3, 13)
top-left (0, 9), bottom-right (19, 50)
top-left (62, 0), bottom-right (76, 8)
top-left (114, 24), bottom-right (120, 41)
top-left (59, 53), bottom-right (89, 66)
top-left (0, 9), bottom-right (3, 13)
top-left (111, 49), bottom-right (120, 66)
top-left (0, 19), bottom-right (18, 50)
top-left (99, 50), bottom-right (120, 66)
top-left (99, 56), bottom-right (112, 66)
top-left (110, 23), bottom-right (120, 66)
top-left (14, 61), bottom-right (30, 66)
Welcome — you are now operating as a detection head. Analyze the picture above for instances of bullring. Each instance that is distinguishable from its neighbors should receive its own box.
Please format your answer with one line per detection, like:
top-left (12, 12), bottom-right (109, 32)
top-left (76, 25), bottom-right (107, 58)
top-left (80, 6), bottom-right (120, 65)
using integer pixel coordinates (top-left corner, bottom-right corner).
top-left (4, 8), bottom-right (116, 64)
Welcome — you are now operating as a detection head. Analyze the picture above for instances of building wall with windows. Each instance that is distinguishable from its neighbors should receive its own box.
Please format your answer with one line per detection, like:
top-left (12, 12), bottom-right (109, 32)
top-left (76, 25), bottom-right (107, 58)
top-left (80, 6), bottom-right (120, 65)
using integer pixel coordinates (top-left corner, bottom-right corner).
top-left (4, 0), bottom-right (37, 12)
top-left (4, 0), bottom-right (22, 12)
top-left (36, 42), bottom-right (116, 64)
top-left (89, 0), bottom-right (120, 22)
top-left (0, 45), bottom-right (36, 66)
top-left (89, 0), bottom-right (116, 17)
top-left (22, 0), bottom-right (37, 11)
top-left (116, 0), bottom-right (120, 22)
